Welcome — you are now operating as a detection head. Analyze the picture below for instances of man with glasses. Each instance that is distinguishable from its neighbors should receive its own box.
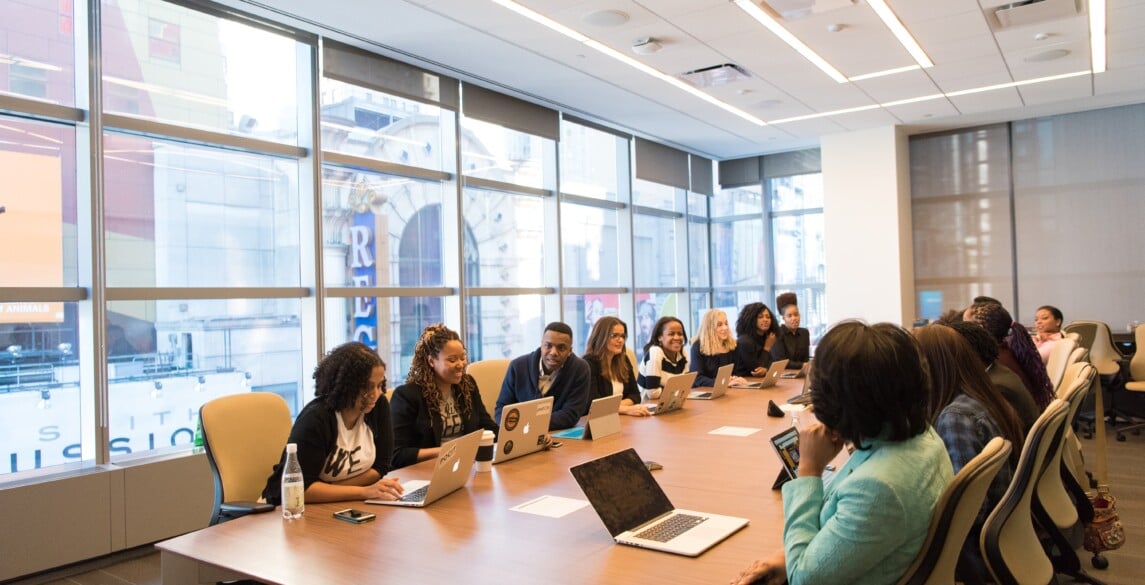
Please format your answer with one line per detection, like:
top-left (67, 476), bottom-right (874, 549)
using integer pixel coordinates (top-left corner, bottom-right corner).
top-left (495, 322), bottom-right (591, 430)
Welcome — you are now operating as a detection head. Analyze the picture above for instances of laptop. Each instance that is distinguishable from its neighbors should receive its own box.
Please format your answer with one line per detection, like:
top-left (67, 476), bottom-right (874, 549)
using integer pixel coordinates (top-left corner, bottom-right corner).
top-left (552, 394), bottom-right (622, 440)
top-left (769, 426), bottom-right (837, 489)
top-left (367, 429), bottom-right (482, 507)
top-left (645, 371), bottom-right (697, 415)
top-left (688, 363), bottom-right (733, 400)
top-left (787, 362), bottom-right (813, 405)
top-left (570, 448), bottom-right (749, 557)
top-left (493, 395), bottom-right (554, 465)
top-left (730, 359), bottom-right (789, 389)
top-left (781, 362), bottom-right (809, 379)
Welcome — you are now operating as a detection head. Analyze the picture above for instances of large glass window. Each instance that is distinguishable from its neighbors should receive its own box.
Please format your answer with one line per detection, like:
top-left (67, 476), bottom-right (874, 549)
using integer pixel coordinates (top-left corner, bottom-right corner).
top-left (561, 203), bottom-right (621, 288)
top-left (0, 0), bottom-right (76, 105)
top-left (559, 121), bottom-right (627, 202)
top-left (461, 117), bottom-right (552, 190)
top-left (769, 173), bottom-right (826, 340)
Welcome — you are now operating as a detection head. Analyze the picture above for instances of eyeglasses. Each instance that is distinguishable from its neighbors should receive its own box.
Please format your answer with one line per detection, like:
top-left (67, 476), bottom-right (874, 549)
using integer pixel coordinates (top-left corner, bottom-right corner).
top-left (609, 332), bottom-right (628, 340)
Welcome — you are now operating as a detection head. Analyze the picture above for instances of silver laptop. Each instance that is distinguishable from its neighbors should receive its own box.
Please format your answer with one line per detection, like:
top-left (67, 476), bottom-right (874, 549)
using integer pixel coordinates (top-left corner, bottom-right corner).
top-left (494, 395), bottom-right (554, 464)
top-left (787, 361), bottom-right (813, 405)
top-left (570, 448), bottom-right (749, 557)
top-left (366, 429), bottom-right (482, 507)
top-left (552, 394), bottom-right (622, 440)
top-left (645, 371), bottom-right (697, 415)
top-left (781, 362), bottom-right (809, 379)
top-left (730, 359), bottom-right (788, 389)
top-left (689, 363), bottom-right (733, 400)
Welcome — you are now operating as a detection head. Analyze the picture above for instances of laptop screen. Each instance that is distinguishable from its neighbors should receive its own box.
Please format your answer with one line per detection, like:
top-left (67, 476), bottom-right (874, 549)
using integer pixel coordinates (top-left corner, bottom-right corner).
top-left (570, 448), bottom-right (674, 537)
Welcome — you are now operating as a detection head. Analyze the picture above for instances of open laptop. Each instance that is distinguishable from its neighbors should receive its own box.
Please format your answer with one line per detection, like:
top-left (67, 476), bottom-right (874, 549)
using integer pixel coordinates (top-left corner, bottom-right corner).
top-left (730, 359), bottom-right (789, 389)
top-left (552, 394), bottom-right (622, 440)
top-left (645, 371), bottom-right (697, 415)
top-left (688, 363), bottom-right (733, 400)
top-left (787, 362), bottom-right (813, 405)
top-left (781, 362), bottom-right (809, 379)
top-left (367, 429), bottom-right (482, 507)
top-left (570, 447), bottom-right (749, 557)
top-left (493, 395), bottom-right (554, 465)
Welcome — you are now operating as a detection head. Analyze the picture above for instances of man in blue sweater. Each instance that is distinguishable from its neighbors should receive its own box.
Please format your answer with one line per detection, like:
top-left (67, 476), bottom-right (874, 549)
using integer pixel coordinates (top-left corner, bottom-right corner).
top-left (495, 322), bottom-right (591, 430)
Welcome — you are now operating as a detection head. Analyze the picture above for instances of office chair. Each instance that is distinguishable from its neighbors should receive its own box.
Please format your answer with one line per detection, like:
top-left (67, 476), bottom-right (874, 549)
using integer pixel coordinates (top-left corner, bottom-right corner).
top-left (1114, 323), bottom-right (1145, 441)
top-left (200, 392), bottom-right (293, 525)
top-left (981, 399), bottom-right (1069, 585)
top-left (897, 437), bottom-right (1012, 585)
top-left (1045, 337), bottom-right (1078, 394)
top-left (467, 359), bottom-right (511, 417)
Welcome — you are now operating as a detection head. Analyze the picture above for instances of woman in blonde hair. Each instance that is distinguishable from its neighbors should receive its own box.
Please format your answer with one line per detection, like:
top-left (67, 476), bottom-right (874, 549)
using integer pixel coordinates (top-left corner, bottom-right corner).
top-left (689, 309), bottom-right (748, 388)
top-left (390, 324), bottom-right (498, 469)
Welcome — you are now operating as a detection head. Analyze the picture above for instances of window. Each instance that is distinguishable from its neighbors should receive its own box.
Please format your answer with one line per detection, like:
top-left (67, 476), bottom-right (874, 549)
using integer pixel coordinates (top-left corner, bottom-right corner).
top-left (768, 173), bottom-right (826, 341)
top-left (147, 18), bottom-right (180, 63)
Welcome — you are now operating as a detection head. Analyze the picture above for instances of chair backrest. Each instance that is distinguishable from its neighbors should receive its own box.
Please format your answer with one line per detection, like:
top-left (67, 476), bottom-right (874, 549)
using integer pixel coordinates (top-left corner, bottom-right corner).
top-left (200, 392), bottom-right (293, 525)
top-left (981, 399), bottom-right (1069, 585)
top-left (1130, 324), bottom-right (1145, 382)
top-left (467, 358), bottom-right (511, 416)
top-left (1064, 320), bottom-right (1121, 376)
top-left (626, 347), bottom-right (639, 376)
top-left (1062, 321), bottom-right (1096, 353)
top-left (1064, 331), bottom-right (1080, 342)
top-left (1044, 337), bottom-right (1077, 394)
top-left (897, 437), bottom-right (1012, 585)
top-left (1039, 364), bottom-right (1096, 530)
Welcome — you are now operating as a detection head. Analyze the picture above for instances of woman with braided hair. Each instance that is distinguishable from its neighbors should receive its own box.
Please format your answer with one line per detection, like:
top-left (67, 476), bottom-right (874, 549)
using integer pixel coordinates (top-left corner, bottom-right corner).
top-left (963, 301), bottom-right (1054, 409)
top-left (390, 324), bottom-right (498, 469)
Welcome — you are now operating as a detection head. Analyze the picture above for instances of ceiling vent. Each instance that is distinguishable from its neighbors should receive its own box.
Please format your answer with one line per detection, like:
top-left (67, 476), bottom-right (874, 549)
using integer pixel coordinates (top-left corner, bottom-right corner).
top-left (989, 0), bottom-right (1080, 30)
top-left (764, 0), bottom-right (856, 21)
top-left (678, 64), bottom-right (752, 88)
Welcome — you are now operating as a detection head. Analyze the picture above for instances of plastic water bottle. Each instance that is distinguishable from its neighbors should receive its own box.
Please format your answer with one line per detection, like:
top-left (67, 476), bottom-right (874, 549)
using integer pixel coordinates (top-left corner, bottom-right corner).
top-left (281, 443), bottom-right (305, 519)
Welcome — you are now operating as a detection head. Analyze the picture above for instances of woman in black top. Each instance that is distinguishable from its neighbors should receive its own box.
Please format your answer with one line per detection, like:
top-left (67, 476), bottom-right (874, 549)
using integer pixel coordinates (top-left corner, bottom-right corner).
top-left (772, 298), bottom-right (810, 369)
top-left (390, 324), bottom-right (498, 469)
top-left (584, 316), bottom-right (649, 416)
top-left (689, 309), bottom-right (749, 387)
top-left (733, 302), bottom-right (779, 377)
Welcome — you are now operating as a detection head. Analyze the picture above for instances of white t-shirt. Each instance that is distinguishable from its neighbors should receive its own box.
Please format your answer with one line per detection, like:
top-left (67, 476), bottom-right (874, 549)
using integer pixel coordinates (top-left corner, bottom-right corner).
top-left (318, 411), bottom-right (376, 483)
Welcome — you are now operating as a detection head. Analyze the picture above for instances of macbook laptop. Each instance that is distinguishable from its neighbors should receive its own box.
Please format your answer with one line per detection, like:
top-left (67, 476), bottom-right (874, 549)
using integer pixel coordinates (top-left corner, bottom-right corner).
top-left (494, 395), bottom-right (554, 465)
top-left (645, 371), bottom-right (697, 415)
top-left (367, 429), bottom-right (482, 507)
top-left (552, 394), bottom-right (622, 440)
top-left (570, 447), bottom-right (749, 557)
top-left (787, 362), bottom-right (813, 405)
top-left (781, 362), bottom-right (809, 379)
top-left (688, 364), bottom-right (733, 400)
top-left (730, 359), bottom-right (788, 389)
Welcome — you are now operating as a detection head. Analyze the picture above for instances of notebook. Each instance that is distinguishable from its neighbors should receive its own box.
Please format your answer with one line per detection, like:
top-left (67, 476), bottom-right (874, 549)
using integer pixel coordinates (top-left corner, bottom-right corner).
top-left (645, 371), bottom-right (697, 415)
top-left (552, 394), bottom-right (622, 440)
top-left (493, 395), bottom-right (554, 465)
top-left (367, 429), bottom-right (482, 507)
top-left (787, 362), bottom-right (813, 405)
top-left (570, 447), bottom-right (749, 557)
top-left (730, 359), bottom-right (788, 389)
top-left (688, 363), bottom-right (733, 400)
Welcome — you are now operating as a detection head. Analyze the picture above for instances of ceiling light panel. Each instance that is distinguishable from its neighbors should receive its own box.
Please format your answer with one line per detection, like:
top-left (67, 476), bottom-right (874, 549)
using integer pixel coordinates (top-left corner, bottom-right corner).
top-left (866, 0), bottom-right (934, 67)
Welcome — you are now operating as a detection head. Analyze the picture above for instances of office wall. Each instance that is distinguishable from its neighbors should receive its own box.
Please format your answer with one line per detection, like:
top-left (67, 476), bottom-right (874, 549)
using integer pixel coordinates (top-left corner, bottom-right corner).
top-left (821, 126), bottom-right (915, 326)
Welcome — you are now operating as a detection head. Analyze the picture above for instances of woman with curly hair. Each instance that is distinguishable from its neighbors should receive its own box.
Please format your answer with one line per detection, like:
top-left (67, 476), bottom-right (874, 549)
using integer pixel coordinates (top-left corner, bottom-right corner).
top-left (732, 302), bottom-right (778, 377)
top-left (390, 324), bottom-right (498, 469)
top-left (263, 341), bottom-right (404, 504)
top-left (964, 301), bottom-right (1054, 408)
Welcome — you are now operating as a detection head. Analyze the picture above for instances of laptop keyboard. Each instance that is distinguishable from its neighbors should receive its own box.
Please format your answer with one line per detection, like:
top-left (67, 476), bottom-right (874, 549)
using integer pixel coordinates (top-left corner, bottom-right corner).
top-left (634, 513), bottom-right (708, 542)
top-left (399, 485), bottom-right (428, 502)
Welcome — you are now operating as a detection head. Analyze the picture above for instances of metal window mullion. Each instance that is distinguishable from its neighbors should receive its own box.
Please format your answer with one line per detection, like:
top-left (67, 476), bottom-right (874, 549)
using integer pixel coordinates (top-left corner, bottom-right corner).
top-left (102, 113), bottom-right (308, 159)
top-left (85, 0), bottom-right (110, 466)
top-left (322, 151), bottom-right (453, 183)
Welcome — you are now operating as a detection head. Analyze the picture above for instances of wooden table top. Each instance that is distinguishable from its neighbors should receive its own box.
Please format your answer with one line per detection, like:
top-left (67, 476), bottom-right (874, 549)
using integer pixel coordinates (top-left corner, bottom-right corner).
top-left (158, 379), bottom-right (812, 585)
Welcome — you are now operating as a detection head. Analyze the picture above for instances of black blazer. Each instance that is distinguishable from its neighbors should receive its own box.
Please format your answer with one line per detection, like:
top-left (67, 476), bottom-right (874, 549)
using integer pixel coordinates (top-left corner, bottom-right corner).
top-left (389, 375), bottom-right (498, 469)
top-left (771, 327), bottom-right (810, 369)
top-left (584, 354), bottom-right (641, 406)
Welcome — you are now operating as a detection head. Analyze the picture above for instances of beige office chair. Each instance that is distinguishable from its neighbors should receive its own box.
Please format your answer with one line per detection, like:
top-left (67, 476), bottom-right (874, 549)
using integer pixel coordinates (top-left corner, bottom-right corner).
top-left (897, 437), bottom-right (1012, 585)
top-left (467, 358), bottom-right (511, 416)
top-left (1114, 323), bottom-right (1145, 441)
top-left (981, 399), bottom-right (1069, 585)
top-left (200, 392), bottom-right (293, 525)
top-left (1060, 362), bottom-right (1095, 487)
top-left (1045, 337), bottom-right (1078, 394)
top-left (1064, 321), bottom-right (1122, 377)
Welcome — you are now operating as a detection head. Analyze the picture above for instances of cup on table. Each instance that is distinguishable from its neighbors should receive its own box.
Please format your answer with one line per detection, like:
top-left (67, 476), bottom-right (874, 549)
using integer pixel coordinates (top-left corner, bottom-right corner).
top-left (476, 430), bottom-right (495, 472)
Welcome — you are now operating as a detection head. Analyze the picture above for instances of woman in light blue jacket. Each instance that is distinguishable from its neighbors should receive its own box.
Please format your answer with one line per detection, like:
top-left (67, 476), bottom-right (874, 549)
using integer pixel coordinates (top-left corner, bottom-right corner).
top-left (732, 321), bottom-right (953, 585)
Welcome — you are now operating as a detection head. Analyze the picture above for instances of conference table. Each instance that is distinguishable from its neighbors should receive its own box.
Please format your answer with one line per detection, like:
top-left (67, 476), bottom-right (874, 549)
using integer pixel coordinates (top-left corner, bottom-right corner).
top-left (158, 378), bottom-right (815, 584)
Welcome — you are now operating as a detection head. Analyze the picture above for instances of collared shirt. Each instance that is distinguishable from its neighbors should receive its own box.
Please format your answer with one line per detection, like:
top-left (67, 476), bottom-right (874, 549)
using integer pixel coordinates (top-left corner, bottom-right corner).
top-left (538, 355), bottom-right (562, 395)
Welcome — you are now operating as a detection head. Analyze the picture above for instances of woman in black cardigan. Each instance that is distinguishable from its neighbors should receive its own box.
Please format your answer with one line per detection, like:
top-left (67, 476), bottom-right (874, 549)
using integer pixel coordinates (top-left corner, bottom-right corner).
top-left (583, 316), bottom-right (650, 416)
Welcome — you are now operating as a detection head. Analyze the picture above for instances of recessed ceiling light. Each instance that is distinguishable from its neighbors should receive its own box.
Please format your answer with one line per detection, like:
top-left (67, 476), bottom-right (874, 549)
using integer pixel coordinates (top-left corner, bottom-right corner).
top-left (582, 9), bottom-right (629, 27)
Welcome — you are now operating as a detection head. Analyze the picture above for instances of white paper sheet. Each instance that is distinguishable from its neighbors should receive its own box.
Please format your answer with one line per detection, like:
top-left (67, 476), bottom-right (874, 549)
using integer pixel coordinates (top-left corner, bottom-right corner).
top-left (708, 426), bottom-right (762, 437)
top-left (510, 495), bottom-right (590, 518)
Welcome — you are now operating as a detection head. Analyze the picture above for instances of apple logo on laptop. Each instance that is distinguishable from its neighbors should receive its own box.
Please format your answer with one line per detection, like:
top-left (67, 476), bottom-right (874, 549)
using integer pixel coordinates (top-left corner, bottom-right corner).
top-left (523, 422), bottom-right (530, 436)
top-left (452, 460), bottom-right (460, 473)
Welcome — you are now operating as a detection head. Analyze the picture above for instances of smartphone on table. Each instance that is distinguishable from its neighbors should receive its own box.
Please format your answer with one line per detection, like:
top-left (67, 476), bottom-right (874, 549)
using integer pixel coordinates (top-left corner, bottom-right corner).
top-left (333, 508), bottom-right (376, 524)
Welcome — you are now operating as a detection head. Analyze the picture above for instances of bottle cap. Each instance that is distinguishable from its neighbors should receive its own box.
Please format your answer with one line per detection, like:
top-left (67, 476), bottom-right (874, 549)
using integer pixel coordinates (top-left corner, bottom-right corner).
top-left (286, 443), bottom-right (297, 453)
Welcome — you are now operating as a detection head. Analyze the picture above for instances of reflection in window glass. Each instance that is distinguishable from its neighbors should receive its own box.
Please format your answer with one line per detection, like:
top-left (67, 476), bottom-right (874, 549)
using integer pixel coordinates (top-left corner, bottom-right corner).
top-left (689, 293), bottom-right (711, 340)
top-left (103, 299), bottom-right (303, 460)
top-left (562, 293), bottom-right (621, 354)
top-left (467, 295), bottom-right (547, 362)
top-left (688, 193), bottom-right (710, 288)
top-left (461, 117), bottom-right (552, 190)
top-left (769, 173), bottom-right (823, 212)
top-left (320, 79), bottom-right (455, 173)
top-left (713, 290), bottom-right (764, 315)
top-left (633, 213), bottom-right (677, 288)
top-left (0, 302), bottom-right (81, 475)
top-left (712, 184), bottom-right (763, 218)
top-left (561, 203), bottom-right (620, 288)
top-left (633, 292), bottom-right (684, 352)
top-left (0, 0), bottom-right (76, 105)
top-left (103, 134), bottom-right (300, 287)
top-left (324, 295), bottom-right (453, 380)
top-left (559, 122), bottom-right (627, 201)
top-left (711, 220), bottom-right (764, 287)
top-left (772, 214), bottom-right (825, 285)
top-left (322, 168), bottom-right (447, 287)
top-left (101, 0), bottom-right (304, 144)
top-left (0, 117), bottom-right (77, 287)
top-left (632, 179), bottom-right (679, 211)
top-left (463, 189), bottom-right (545, 288)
